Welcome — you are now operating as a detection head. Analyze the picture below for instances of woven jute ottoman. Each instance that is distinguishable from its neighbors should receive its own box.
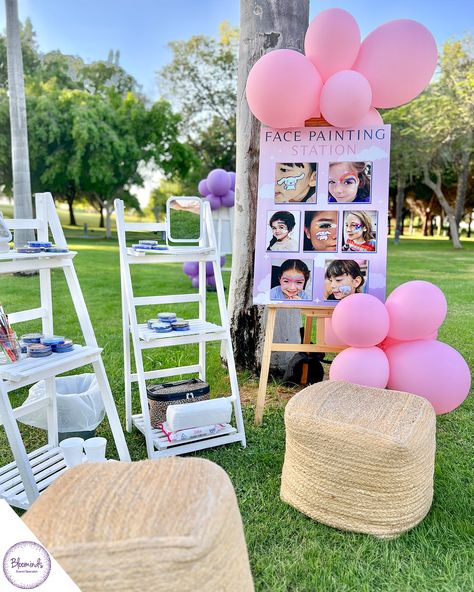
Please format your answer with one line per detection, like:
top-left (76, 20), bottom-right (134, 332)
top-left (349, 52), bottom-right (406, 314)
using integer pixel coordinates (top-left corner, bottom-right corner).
top-left (23, 458), bottom-right (254, 591)
top-left (281, 380), bottom-right (436, 538)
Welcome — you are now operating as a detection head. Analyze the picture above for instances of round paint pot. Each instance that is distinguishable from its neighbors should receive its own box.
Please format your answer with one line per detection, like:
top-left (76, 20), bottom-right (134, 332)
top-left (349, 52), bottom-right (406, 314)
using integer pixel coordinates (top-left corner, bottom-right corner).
top-left (21, 333), bottom-right (43, 344)
top-left (17, 246), bottom-right (41, 254)
top-left (45, 247), bottom-right (68, 253)
top-left (171, 321), bottom-right (190, 331)
top-left (55, 339), bottom-right (74, 353)
top-left (158, 312), bottom-right (177, 323)
top-left (27, 241), bottom-right (52, 249)
top-left (151, 322), bottom-right (173, 333)
top-left (27, 343), bottom-right (52, 358)
top-left (139, 240), bottom-right (158, 246)
top-left (41, 335), bottom-right (65, 347)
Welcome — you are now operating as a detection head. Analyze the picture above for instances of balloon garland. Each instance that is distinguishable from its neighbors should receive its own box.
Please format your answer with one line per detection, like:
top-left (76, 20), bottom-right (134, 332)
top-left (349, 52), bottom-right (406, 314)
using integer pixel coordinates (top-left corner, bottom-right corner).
top-left (183, 257), bottom-right (226, 289)
top-left (245, 9), bottom-right (437, 129)
top-left (198, 169), bottom-right (236, 210)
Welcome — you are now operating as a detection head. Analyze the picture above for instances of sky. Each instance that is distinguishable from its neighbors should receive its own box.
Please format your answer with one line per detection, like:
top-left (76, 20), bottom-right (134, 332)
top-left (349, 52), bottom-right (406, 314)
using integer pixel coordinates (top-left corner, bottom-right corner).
top-left (0, 0), bottom-right (472, 101)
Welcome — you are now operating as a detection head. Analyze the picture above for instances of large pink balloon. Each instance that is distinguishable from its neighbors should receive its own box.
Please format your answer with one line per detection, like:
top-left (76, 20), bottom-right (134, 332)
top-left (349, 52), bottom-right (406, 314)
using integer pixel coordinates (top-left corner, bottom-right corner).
top-left (320, 70), bottom-right (372, 128)
top-left (386, 281), bottom-right (447, 341)
top-left (378, 330), bottom-right (438, 351)
top-left (353, 19), bottom-right (437, 108)
top-left (246, 49), bottom-right (322, 128)
top-left (329, 346), bottom-right (389, 388)
top-left (324, 318), bottom-right (346, 346)
top-left (386, 340), bottom-right (471, 414)
top-left (305, 9), bottom-right (360, 82)
top-left (332, 293), bottom-right (389, 347)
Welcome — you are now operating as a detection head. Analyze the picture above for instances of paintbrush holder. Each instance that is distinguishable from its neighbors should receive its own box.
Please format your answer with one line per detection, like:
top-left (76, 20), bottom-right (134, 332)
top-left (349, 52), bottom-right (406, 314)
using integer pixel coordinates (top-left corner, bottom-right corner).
top-left (0, 332), bottom-right (21, 364)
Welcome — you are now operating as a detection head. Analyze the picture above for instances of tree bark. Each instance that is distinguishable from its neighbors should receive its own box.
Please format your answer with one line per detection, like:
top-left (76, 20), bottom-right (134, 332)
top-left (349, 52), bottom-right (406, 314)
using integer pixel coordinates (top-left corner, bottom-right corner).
top-left (66, 191), bottom-right (77, 226)
top-left (454, 149), bottom-right (471, 229)
top-left (394, 173), bottom-right (405, 245)
top-left (5, 0), bottom-right (35, 246)
top-left (105, 203), bottom-right (112, 239)
top-left (228, 0), bottom-right (309, 372)
top-left (422, 166), bottom-right (462, 249)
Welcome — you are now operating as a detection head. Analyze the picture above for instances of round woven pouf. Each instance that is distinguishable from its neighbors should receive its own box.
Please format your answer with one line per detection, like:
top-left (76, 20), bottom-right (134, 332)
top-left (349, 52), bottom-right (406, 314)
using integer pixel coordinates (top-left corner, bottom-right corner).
top-left (280, 380), bottom-right (436, 538)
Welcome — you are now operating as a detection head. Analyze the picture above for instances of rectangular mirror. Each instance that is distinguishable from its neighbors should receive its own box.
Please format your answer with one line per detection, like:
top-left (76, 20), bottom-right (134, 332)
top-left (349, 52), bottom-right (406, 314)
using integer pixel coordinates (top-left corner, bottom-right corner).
top-left (166, 197), bottom-right (203, 243)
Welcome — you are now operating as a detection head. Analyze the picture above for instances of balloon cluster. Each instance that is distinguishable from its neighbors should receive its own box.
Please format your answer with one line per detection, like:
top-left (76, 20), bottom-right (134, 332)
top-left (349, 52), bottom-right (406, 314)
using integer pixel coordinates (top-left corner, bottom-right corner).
top-left (327, 281), bottom-right (471, 415)
top-left (246, 9), bottom-right (437, 129)
top-left (183, 258), bottom-right (226, 289)
top-left (198, 169), bottom-right (236, 210)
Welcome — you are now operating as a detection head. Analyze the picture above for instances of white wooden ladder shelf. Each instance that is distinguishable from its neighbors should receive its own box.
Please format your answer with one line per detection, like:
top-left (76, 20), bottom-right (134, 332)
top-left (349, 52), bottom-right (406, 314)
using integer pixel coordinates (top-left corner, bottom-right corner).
top-left (0, 193), bottom-right (130, 509)
top-left (115, 196), bottom-right (246, 458)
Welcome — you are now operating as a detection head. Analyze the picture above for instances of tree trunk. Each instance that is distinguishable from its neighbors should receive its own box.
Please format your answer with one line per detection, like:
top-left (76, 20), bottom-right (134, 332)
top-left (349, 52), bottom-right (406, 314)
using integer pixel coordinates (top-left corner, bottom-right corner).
top-left (454, 149), bottom-right (470, 229)
top-left (228, 0), bottom-right (309, 372)
top-left (5, 0), bottom-right (35, 246)
top-left (99, 208), bottom-right (105, 228)
top-left (105, 203), bottom-right (112, 239)
top-left (67, 192), bottom-right (77, 226)
top-left (394, 173), bottom-right (405, 245)
top-left (422, 167), bottom-right (462, 249)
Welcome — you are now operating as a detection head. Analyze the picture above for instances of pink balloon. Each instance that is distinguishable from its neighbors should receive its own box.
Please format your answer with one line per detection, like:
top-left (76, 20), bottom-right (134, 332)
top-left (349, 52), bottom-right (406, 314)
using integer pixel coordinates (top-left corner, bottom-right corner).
top-left (198, 179), bottom-right (209, 196)
top-left (305, 9), bottom-right (360, 82)
top-left (324, 317), bottom-right (346, 346)
top-left (246, 49), bottom-right (323, 128)
top-left (228, 172), bottom-right (236, 191)
top-left (386, 340), bottom-right (471, 414)
top-left (331, 293), bottom-right (389, 347)
top-left (220, 190), bottom-right (234, 208)
top-left (357, 107), bottom-right (384, 126)
top-left (330, 346), bottom-right (389, 388)
top-left (353, 19), bottom-right (437, 108)
top-left (386, 281), bottom-right (447, 341)
top-left (206, 194), bottom-right (221, 210)
top-left (378, 330), bottom-right (438, 351)
top-left (191, 275), bottom-right (199, 289)
top-left (320, 70), bottom-right (372, 128)
top-left (207, 169), bottom-right (231, 197)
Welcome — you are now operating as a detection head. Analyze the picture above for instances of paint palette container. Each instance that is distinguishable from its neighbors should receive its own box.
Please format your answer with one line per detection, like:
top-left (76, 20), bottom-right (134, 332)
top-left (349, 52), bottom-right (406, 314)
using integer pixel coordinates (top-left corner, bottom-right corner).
top-left (17, 246), bottom-right (42, 254)
top-left (27, 343), bottom-right (52, 358)
top-left (21, 333), bottom-right (43, 344)
top-left (139, 240), bottom-right (158, 246)
top-left (41, 336), bottom-right (65, 347)
top-left (171, 320), bottom-right (190, 332)
top-left (45, 247), bottom-right (69, 253)
top-left (55, 339), bottom-right (74, 353)
top-left (157, 312), bottom-right (177, 324)
top-left (147, 319), bottom-right (157, 329)
top-left (27, 241), bottom-right (53, 249)
top-left (151, 322), bottom-right (173, 334)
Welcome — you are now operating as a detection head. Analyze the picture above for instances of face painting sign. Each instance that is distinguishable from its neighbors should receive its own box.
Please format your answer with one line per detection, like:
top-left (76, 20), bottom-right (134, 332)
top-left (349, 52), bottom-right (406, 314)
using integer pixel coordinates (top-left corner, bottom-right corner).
top-left (253, 125), bottom-right (391, 306)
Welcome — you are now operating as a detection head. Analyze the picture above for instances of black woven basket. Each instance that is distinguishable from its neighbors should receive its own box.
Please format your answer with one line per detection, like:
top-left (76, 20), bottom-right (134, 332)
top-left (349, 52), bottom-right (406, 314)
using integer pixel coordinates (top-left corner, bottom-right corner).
top-left (146, 378), bottom-right (210, 428)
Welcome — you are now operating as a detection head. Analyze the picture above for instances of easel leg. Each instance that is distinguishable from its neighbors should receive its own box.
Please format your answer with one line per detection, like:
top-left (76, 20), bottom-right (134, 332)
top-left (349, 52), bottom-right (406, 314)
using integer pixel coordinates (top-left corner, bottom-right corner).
top-left (300, 314), bottom-right (313, 386)
top-left (255, 306), bottom-right (277, 426)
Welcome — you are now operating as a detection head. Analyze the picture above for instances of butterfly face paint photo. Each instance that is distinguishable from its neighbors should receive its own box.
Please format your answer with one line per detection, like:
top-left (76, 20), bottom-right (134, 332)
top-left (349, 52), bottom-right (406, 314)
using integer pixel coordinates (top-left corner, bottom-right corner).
top-left (327, 161), bottom-right (372, 204)
top-left (274, 162), bottom-right (317, 203)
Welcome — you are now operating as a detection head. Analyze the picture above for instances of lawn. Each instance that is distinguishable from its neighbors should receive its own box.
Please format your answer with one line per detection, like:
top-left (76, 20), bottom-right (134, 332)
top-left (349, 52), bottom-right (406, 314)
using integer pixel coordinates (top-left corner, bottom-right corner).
top-left (0, 235), bottom-right (473, 592)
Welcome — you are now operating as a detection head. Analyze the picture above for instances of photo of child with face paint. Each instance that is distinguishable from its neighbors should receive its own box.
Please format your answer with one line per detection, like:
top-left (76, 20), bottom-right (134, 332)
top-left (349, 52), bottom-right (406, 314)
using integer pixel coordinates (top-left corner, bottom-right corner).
top-left (342, 211), bottom-right (377, 252)
top-left (275, 162), bottom-right (317, 203)
top-left (328, 162), bottom-right (371, 204)
top-left (324, 259), bottom-right (367, 301)
top-left (270, 259), bottom-right (312, 301)
top-left (267, 211), bottom-right (299, 252)
top-left (303, 210), bottom-right (338, 252)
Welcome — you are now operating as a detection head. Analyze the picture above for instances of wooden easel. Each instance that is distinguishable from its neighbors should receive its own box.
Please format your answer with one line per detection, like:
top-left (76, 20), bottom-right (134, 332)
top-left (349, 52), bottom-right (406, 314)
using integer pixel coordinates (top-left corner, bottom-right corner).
top-left (255, 304), bottom-right (346, 425)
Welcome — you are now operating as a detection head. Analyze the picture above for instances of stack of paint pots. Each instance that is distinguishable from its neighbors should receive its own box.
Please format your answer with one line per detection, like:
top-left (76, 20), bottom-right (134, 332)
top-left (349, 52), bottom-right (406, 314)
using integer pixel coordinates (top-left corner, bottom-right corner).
top-left (21, 334), bottom-right (74, 358)
top-left (41, 336), bottom-right (74, 353)
top-left (132, 240), bottom-right (168, 252)
top-left (147, 312), bottom-right (190, 334)
top-left (17, 241), bottom-right (68, 254)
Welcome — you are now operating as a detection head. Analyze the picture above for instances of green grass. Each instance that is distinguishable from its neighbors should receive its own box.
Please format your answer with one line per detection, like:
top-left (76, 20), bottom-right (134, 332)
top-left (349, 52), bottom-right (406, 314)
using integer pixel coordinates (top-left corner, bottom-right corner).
top-left (0, 236), bottom-right (473, 591)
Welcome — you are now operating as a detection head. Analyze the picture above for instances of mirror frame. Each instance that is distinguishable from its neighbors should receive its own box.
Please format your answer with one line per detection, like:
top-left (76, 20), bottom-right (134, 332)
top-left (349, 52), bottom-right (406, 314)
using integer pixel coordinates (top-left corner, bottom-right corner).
top-left (166, 196), bottom-right (204, 244)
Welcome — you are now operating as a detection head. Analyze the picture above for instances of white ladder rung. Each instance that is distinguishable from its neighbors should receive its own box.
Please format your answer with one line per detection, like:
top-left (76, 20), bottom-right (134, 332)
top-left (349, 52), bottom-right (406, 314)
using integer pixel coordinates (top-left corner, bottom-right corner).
top-left (133, 294), bottom-right (201, 306)
top-left (130, 365), bottom-right (202, 382)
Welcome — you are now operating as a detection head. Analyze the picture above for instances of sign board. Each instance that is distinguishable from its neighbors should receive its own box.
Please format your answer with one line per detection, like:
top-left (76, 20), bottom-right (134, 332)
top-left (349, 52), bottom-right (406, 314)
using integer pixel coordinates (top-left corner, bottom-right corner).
top-left (252, 125), bottom-right (391, 306)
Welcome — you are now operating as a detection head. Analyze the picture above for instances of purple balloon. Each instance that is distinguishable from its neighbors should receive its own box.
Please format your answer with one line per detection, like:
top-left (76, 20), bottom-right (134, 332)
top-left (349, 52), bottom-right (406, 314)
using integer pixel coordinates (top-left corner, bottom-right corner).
top-left (206, 194), bottom-right (221, 210)
top-left (183, 261), bottom-right (199, 277)
top-left (220, 255), bottom-right (226, 267)
top-left (191, 275), bottom-right (199, 288)
top-left (207, 169), bottom-right (231, 197)
top-left (205, 261), bottom-right (214, 276)
top-left (228, 171), bottom-right (236, 191)
top-left (198, 179), bottom-right (209, 197)
top-left (220, 190), bottom-right (234, 208)
top-left (206, 274), bottom-right (217, 289)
